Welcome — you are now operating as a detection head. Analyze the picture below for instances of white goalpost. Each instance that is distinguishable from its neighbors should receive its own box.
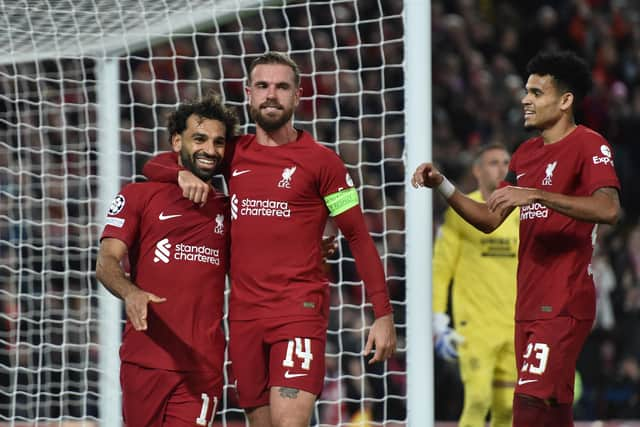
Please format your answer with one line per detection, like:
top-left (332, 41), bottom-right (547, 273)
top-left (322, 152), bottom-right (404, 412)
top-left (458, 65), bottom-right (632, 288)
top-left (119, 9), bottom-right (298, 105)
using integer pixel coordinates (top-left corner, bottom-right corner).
top-left (404, 1), bottom-right (432, 425)
top-left (0, 1), bottom-right (430, 426)
top-left (95, 57), bottom-right (122, 427)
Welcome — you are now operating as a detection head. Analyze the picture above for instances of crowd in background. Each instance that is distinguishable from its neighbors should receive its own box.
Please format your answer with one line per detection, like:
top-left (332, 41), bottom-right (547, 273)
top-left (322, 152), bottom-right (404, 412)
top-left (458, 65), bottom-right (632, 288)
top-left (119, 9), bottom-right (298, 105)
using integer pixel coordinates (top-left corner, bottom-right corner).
top-left (2, 0), bottom-right (640, 423)
top-left (0, 1), bottom-right (407, 424)
top-left (430, 0), bottom-right (640, 421)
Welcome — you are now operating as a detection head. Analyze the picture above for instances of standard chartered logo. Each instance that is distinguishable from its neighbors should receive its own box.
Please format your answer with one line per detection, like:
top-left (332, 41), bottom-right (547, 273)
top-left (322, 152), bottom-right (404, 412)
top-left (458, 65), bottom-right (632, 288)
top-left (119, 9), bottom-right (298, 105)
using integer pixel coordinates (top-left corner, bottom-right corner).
top-left (230, 193), bottom-right (291, 220)
top-left (231, 194), bottom-right (239, 220)
top-left (152, 238), bottom-right (220, 265)
top-left (154, 238), bottom-right (172, 263)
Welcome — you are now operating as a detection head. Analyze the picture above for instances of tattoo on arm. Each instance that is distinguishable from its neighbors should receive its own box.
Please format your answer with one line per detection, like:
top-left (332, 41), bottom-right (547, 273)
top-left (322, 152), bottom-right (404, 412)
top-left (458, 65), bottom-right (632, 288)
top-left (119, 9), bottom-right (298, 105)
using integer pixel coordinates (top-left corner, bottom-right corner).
top-left (278, 387), bottom-right (300, 399)
top-left (545, 186), bottom-right (619, 212)
top-left (594, 186), bottom-right (619, 202)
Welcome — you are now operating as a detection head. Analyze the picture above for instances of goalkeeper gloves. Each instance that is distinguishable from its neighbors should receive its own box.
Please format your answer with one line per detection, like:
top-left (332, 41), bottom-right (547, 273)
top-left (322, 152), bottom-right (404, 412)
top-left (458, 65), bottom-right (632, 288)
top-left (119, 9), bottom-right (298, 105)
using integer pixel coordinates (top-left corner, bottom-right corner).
top-left (433, 312), bottom-right (465, 362)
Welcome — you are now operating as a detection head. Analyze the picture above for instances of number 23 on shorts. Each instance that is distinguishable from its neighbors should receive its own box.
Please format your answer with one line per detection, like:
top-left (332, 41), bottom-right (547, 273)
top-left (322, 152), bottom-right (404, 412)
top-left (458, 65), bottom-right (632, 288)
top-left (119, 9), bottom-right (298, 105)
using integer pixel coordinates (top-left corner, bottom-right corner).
top-left (521, 342), bottom-right (550, 375)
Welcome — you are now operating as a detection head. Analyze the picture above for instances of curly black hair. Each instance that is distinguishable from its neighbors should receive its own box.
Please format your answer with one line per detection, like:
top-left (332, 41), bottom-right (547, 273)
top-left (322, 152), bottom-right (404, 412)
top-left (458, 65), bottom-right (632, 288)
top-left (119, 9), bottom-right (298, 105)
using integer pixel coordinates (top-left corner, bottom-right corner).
top-left (166, 92), bottom-right (239, 145)
top-left (526, 50), bottom-right (592, 105)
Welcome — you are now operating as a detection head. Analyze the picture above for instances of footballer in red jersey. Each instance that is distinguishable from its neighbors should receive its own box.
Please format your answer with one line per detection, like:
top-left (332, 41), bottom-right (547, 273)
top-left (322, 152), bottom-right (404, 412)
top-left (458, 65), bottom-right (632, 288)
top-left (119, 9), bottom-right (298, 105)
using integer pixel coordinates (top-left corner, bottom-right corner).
top-left (506, 124), bottom-right (619, 408)
top-left (508, 125), bottom-right (620, 322)
top-left (413, 51), bottom-right (621, 427)
top-left (96, 94), bottom-right (239, 427)
top-left (143, 52), bottom-right (397, 426)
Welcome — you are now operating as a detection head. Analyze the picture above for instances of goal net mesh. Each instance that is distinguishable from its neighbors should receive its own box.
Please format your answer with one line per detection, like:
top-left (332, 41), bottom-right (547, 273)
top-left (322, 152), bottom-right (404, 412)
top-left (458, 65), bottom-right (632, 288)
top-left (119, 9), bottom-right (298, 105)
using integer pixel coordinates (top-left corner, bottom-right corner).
top-left (0, 1), bottom-right (407, 425)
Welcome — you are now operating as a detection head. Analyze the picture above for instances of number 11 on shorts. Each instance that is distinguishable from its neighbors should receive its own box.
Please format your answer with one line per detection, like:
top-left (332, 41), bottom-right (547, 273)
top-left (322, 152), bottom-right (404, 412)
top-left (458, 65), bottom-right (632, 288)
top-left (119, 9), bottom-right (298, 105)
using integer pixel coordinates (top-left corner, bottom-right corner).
top-left (282, 337), bottom-right (313, 370)
top-left (196, 393), bottom-right (218, 427)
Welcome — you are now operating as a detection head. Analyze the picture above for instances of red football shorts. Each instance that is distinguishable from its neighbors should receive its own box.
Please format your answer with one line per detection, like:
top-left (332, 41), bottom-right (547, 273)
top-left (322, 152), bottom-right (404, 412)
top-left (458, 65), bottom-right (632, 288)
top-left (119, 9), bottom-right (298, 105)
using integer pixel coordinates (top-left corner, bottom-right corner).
top-left (229, 316), bottom-right (327, 408)
top-left (120, 362), bottom-right (222, 427)
top-left (514, 317), bottom-right (593, 404)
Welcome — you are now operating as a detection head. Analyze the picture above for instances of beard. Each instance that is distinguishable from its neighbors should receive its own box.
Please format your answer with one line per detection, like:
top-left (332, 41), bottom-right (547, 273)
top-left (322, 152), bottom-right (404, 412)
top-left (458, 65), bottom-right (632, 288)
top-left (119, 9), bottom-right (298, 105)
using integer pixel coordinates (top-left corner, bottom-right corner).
top-left (180, 149), bottom-right (219, 182)
top-left (250, 102), bottom-right (294, 132)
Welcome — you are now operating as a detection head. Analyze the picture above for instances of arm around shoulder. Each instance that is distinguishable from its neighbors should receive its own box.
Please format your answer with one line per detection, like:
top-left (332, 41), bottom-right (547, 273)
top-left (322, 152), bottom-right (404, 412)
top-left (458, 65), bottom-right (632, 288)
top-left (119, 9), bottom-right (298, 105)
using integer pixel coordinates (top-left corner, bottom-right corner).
top-left (143, 151), bottom-right (211, 205)
top-left (142, 151), bottom-right (181, 183)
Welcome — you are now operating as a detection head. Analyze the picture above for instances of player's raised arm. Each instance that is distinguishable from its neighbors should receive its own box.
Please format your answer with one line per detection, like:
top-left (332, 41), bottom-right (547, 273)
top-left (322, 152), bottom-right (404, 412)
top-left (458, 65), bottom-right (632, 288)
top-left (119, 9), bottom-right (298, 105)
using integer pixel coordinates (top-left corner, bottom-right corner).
top-left (412, 162), bottom-right (510, 233)
top-left (96, 238), bottom-right (166, 331)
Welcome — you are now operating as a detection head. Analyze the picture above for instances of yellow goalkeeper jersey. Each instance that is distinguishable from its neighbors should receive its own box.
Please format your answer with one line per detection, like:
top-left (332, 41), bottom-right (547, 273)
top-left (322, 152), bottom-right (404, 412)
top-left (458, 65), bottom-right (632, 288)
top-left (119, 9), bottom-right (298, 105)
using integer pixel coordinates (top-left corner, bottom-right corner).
top-left (433, 191), bottom-right (519, 330)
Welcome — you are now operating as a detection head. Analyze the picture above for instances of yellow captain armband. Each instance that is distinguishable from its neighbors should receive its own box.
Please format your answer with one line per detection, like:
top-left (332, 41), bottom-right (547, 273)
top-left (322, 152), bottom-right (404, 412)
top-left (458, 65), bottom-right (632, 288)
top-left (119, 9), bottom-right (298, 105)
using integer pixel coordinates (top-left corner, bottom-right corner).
top-left (324, 188), bottom-right (359, 216)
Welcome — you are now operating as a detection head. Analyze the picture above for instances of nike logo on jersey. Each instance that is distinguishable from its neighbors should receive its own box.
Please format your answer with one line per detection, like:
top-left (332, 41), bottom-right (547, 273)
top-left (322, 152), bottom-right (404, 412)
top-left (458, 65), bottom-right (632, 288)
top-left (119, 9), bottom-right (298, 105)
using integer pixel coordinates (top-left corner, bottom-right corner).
top-left (516, 172), bottom-right (526, 180)
top-left (284, 371), bottom-right (308, 379)
top-left (517, 378), bottom-right (538, 386)
top-left (232, 169), bottom-right (251, 177)
top-left (159, 212), bottom-right (182, 220)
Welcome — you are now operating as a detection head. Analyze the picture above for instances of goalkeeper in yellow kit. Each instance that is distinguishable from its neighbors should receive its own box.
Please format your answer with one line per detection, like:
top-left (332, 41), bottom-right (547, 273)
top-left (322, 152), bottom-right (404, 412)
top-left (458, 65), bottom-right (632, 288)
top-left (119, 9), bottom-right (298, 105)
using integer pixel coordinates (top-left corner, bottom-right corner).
top-left (433, 143), bottom-right (519, 427)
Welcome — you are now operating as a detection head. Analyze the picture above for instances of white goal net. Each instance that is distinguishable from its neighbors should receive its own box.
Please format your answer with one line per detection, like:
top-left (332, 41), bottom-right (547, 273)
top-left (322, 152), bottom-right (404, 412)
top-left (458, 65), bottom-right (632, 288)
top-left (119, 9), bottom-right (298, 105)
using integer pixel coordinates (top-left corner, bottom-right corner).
top-left (0, 1), bottom-right (412, 425)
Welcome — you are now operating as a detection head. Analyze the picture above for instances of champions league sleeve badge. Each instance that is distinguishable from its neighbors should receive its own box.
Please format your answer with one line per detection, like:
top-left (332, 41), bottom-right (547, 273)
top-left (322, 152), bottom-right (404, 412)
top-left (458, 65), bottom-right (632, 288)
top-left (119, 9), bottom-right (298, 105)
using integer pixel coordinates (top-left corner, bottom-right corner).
top-left (108, 194), bottom-right (126, 215)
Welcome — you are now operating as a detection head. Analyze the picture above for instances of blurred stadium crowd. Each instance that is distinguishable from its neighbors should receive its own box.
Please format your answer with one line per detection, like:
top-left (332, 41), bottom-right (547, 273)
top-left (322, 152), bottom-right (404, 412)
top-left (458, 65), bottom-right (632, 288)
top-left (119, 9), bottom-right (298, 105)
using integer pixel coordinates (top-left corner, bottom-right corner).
top-left (2, 0), bottom-right (640, 423)
top-left (0, 1), bottom-right (407, 423)
top-left (431, 0), bottom-right (640, 421)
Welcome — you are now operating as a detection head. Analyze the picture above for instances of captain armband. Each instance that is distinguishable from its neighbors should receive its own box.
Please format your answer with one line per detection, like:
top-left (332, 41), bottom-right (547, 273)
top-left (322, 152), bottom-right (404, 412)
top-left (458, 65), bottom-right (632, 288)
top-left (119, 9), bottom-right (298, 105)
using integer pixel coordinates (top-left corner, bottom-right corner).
top-left (324, 188), bottom-right (359, 216)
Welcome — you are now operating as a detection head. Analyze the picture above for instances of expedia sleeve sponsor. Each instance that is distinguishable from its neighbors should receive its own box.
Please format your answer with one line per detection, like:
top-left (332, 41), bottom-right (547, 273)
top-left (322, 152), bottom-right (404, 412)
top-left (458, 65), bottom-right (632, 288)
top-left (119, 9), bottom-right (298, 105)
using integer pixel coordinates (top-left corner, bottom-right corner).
top-left (592, 144), bottom-right (614, 166)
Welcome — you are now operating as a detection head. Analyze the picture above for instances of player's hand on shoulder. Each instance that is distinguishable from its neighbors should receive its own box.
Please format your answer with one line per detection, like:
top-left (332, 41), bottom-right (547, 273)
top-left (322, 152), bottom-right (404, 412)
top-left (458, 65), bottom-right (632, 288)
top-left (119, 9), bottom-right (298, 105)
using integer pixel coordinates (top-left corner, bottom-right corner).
top-left (178, 170), bottom-right (210, 206)
top-left (433, 312), bottom-right (465, 362)
top-left (123, 287), bottom-right (166, 331)
top-left (411, 163), bottom-right (444, 189)
top-left (364, 313), bottom-right (397, 365)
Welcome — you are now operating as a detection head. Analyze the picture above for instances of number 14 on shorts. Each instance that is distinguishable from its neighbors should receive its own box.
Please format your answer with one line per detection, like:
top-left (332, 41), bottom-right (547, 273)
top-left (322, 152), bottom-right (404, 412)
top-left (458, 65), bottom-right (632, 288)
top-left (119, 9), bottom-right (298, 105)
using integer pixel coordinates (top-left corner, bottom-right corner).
top-left (282, 337), bottom-right (313, 370)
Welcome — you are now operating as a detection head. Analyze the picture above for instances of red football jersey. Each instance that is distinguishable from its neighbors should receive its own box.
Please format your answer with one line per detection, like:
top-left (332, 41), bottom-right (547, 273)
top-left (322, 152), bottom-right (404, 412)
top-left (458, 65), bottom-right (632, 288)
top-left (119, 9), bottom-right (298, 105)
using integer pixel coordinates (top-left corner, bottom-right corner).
top-left (225, 130), bottom-right (375, 320)
top-left (142, 131), bottom-right (392, 321)
top-left (508, 125), bottom-right (620, 320)
top-left (100, 182), bottom-right (229, 372)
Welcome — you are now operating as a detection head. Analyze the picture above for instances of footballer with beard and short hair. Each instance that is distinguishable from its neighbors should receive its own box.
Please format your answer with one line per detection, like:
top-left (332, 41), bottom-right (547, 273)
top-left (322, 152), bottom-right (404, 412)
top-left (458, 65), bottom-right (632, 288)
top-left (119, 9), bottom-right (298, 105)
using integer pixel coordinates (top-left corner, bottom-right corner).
top-left (143, 52), bottom-right (397, 427)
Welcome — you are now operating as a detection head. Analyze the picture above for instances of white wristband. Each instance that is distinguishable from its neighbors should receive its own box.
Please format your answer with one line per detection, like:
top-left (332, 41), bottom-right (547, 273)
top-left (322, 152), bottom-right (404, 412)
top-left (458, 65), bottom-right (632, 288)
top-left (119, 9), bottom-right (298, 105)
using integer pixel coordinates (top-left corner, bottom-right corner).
top-left (437, 177), bottom-right (456, 199)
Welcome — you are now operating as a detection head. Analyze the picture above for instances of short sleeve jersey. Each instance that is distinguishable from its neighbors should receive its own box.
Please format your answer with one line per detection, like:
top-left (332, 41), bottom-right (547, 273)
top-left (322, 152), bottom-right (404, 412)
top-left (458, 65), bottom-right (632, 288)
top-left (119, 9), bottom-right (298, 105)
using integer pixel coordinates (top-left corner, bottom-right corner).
top-left (100, 182), bottom-right (229, 372)
top-left (224, 130), bottom-right (354, 320)
top-left (508, 125), bottom-right (620, 320)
